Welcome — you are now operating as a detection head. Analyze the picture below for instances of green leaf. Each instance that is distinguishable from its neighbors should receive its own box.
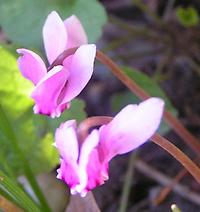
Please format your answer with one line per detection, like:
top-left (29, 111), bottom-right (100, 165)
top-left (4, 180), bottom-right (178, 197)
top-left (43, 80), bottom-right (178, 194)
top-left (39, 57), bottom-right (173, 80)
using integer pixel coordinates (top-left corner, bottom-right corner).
top-left (0, 104), bottom-right (51, 211)
top-left (0, 170), bottom-right (40, 212)
top-left (0, 45), bottom-right (33, 118)
top-left (176, 6), bottom-right (199, 27)
top-left (0, 46), bottom-right (31, 173)
top-left (0, 45), bottom-right (55, 174)
top-left (0, 0), bottom-right (107, 48)
top-left (111, 67), bottom-right (177, 134)
top-left (0, 45), bottom-right (87, 175)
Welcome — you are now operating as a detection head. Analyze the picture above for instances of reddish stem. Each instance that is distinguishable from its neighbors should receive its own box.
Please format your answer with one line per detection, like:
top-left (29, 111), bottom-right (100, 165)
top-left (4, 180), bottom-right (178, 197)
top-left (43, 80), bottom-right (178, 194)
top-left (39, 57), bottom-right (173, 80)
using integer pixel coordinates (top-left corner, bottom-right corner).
top-left (96, 50), bottom-right (200, 155)
top-left (78, 116), bottom-right (200, 184)
top-left (153, 168), bottom-right (188, 205)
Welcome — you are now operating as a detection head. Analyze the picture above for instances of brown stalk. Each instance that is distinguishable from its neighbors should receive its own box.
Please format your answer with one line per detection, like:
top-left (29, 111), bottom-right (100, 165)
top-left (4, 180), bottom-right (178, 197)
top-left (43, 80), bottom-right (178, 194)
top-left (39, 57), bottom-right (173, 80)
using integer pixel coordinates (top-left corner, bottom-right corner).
top-left (95, 50), bottom-right (200, 155)
top-left (134, 160), bottom-right (200, 207)
top-left (94, 50), bottom-right (200, 202)
top-left (154, 168), bottom-right (188, 205)
top-left (78, 116), bottom-right (200, 184)
top-left (154, 156), bottom-right (199, 204)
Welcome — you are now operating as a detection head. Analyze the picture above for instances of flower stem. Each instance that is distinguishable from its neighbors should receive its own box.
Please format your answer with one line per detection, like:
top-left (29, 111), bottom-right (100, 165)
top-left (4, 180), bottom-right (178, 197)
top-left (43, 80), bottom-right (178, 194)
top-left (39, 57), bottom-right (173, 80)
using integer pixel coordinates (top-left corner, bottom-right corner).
top-left (118, 152), bottom-right (137, 212)
top-left (152, 134), bottom-right (200, 184)
top-left (95, 50), bottom-right (200, 156)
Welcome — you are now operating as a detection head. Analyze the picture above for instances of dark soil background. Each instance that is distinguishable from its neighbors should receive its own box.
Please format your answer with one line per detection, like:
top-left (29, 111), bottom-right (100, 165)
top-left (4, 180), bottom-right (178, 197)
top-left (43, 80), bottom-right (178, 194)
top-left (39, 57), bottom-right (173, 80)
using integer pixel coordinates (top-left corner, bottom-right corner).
top-left (80, 0), bottom-right (200, 211)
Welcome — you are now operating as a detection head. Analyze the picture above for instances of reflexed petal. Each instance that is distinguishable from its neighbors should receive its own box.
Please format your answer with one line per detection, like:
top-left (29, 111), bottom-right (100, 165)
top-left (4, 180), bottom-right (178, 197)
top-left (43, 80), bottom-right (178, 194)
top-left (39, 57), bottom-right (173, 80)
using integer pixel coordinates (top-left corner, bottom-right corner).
top-left (17, 48), bottom-right (46, 85)
top-left (43, 11), bottom-right (67, 64)
top-left (55, 120), bottom-right (78, 162)
top-left (60, 44), bottom-right (96, 103)
top-left (31, 65), bottom-right (69, 117)
top-left (100, 98), bottom-right (164, 161)
top-left (64, 15), bottom-right (88, 48)
top-left (77, 130), bottom-right (100, 194)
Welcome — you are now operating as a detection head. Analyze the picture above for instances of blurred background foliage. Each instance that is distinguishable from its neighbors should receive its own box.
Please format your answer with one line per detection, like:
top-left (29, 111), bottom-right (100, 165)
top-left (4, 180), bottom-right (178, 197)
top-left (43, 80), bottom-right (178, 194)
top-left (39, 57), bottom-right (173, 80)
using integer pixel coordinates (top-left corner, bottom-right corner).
top-left (0, 0), bottom-right (107, 48)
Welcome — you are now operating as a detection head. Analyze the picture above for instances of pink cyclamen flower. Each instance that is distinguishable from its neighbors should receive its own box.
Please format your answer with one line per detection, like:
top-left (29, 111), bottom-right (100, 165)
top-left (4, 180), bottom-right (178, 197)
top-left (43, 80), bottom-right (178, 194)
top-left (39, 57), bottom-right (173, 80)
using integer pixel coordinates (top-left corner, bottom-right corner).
top-left (54, 98), bottom-right (164, 196)
top-left (17, 11), bottom-right (96, 118)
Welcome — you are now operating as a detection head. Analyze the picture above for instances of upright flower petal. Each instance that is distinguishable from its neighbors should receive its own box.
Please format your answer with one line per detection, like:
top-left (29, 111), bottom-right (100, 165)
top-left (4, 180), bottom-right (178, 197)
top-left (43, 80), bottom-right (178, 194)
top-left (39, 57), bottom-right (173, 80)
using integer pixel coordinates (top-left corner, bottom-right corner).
top-left (85, 149), bottom-right (109, 192)
top-left (55, 120), bottom-right (79, 190)
top-left (60, 44), bottom-right (96, 104)
top-left (31, 65), bottom-right (69, 118)
top-left (100, 98), bottom-right (164, 161)
top-left (43, 11), bottom-right (67, 64)
top-left (77, 130), bottom-right (100, 196)
top-left (57, 159), bottom-right (79, 191)
top-left (64, 15), bottom-right (88, 48)
top-left (17, 49), bottom-right (47, 85)
top-left (55, 120), bottom-right (78, 161)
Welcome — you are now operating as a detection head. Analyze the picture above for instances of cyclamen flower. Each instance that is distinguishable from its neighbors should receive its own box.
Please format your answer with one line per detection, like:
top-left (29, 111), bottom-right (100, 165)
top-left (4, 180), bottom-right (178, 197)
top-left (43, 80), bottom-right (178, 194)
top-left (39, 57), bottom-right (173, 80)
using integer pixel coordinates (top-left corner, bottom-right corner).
top-left (17, 11), bottom-right (96, 118)
top-left (54, 98), bottom-right (164, 196)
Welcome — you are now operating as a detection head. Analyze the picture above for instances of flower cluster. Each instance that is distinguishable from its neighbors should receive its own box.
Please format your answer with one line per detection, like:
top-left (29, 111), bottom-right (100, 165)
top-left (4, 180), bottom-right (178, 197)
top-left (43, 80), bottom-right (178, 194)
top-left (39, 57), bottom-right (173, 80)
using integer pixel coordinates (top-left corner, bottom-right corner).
top-left (54, 98), bottom-right (164, 196)
top-left (17, 11), bottom-right (96, 118)
top-left (17, 11), bottom-right (164, 197)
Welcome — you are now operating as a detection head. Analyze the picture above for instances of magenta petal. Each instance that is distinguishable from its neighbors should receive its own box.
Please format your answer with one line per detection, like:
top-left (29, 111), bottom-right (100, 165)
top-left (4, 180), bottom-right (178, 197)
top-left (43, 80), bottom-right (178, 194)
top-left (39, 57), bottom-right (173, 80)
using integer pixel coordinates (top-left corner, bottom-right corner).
top-left (17, 49), bottom-right (47, 85)
top-left (64, 15), bottom-right (88, 48)
top-left (86, 149), bottom-right (109, 193)
top-left (60, 44), bottom-right (96, 104)
top-left (57, 159), bottom-right (79, 191)
top-left (77, 130), bottom-right (100, 195)
top-left (31, 65), bottom-right (69, 117)
top-left (43, 11), bottom-right (67, 64)
top-left (100, 98), bottom-right (164, 161)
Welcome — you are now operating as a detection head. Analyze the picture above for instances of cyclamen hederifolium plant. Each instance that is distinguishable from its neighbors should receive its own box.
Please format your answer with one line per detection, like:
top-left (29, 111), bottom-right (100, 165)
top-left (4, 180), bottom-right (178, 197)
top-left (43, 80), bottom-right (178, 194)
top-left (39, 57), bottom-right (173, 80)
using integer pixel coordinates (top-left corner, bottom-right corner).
top-left (17, 11), bottom-right (164, 197)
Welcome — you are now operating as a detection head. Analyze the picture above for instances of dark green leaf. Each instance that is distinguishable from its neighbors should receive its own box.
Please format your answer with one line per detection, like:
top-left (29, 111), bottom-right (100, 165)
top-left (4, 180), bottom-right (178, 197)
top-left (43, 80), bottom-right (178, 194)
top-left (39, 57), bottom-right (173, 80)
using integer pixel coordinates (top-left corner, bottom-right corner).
top-left (0, 0), bottom-right (107, 48)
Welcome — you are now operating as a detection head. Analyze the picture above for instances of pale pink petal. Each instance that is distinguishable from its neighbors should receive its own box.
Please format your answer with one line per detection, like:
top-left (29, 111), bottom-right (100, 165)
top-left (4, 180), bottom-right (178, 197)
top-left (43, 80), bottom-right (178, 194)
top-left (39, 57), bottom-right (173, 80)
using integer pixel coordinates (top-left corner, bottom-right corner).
top-left (31, 65), bottom-right (69, 117)
top-left (59, 44), bottom-right (96, 104)
top-left (17, 48), bottom-right (47, 85)
top-left (64, 15), bottom-right (88, 48)
top-left (76, 130), bottom-right (100, 195)
top-left (43, 11), bottom-right (67, 64)
top-left (55, 121), bottom-right (80, 191)
top-left (100, 98), bottom-right (164, 161)
top-left (55, 120), bottom-right (78, 162)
